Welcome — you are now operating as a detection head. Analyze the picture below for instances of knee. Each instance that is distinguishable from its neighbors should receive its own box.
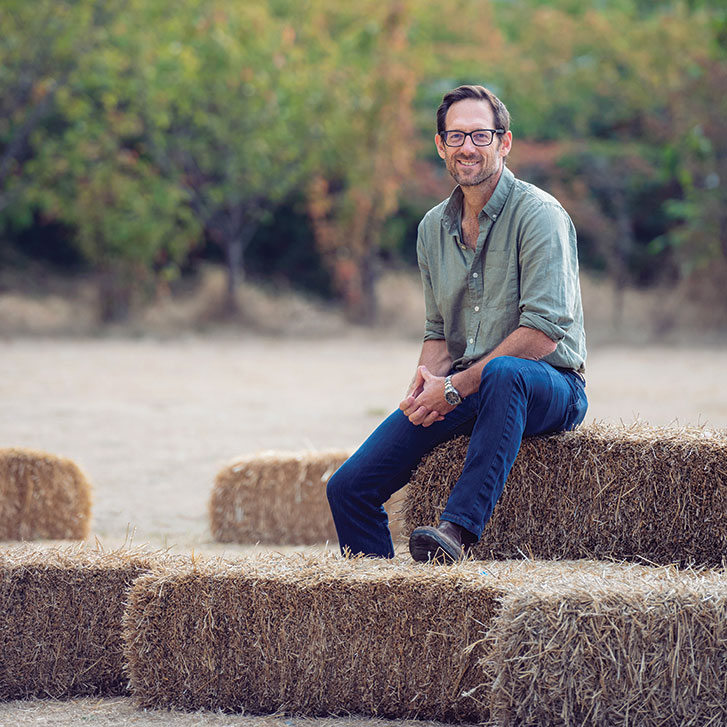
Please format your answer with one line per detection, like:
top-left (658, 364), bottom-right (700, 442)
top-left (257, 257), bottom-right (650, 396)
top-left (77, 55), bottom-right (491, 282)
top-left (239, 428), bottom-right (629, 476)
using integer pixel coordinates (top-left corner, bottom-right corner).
top-left (326, 466), bottom-right (346, 508)
top-left (326, 459), bottom-right (364, 512)
top-left (480, 355), bottom-right (524, 387)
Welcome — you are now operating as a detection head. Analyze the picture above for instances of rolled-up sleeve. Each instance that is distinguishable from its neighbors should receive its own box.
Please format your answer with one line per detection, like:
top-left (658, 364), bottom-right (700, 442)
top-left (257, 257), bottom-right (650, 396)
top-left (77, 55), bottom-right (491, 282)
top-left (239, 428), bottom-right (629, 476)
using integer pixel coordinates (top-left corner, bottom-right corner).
top-left (517, 203), bottom-right (579, 343)
top-left (417, 222), bottom-right (445, 341)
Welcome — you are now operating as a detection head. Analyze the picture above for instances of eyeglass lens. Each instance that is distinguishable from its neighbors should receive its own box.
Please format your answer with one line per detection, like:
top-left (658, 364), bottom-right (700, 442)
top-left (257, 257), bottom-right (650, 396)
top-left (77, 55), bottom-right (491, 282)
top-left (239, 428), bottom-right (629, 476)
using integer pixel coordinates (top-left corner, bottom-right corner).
top-left (444, 130), bottom-right (494, 147)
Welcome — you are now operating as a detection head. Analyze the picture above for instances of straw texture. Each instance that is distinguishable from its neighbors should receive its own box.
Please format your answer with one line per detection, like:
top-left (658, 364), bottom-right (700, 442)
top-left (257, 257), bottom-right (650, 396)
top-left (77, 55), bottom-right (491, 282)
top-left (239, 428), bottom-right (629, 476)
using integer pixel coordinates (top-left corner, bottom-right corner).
top-left (485, 565), bottom-right (727, 726)
top-left (0, 448), bottom-right (92, 540)
top-left (0, 544), bottom-right (174, 699)
top-left (403, 422), bottom-right (727, 567)
top-left (210, 450), bottom-right (406, 544)
top-left (124, 554), bottom-right (727, 724)
top-left (124, 552), bottom-right (506, 722)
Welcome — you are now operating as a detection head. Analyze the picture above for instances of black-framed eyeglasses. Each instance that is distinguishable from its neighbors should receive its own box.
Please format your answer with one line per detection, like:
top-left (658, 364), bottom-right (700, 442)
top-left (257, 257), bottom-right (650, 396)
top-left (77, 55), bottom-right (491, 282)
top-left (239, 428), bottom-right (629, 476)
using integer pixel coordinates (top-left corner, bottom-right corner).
top-left (440, 129), bottom-right (504, 147)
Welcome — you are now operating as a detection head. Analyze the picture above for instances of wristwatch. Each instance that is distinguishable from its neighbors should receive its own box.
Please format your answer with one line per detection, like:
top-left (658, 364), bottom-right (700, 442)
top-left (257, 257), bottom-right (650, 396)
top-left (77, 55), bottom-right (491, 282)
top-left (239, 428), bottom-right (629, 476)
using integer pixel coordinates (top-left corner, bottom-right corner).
top-left (444, 375), bottom-right (463, 406)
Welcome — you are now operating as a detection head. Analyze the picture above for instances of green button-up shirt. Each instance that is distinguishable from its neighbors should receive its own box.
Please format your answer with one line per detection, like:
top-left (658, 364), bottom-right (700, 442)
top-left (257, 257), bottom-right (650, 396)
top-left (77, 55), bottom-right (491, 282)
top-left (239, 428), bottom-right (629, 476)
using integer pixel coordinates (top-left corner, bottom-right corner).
top-left (417, 166), bottom-right (586, 373)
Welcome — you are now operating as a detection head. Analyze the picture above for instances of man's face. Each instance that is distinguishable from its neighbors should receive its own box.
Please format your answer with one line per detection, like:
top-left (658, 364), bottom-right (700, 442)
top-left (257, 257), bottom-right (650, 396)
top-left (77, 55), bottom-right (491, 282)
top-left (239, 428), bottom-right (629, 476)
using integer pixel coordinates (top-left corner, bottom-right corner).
top-left (435, 98), bottom-right (512, 188)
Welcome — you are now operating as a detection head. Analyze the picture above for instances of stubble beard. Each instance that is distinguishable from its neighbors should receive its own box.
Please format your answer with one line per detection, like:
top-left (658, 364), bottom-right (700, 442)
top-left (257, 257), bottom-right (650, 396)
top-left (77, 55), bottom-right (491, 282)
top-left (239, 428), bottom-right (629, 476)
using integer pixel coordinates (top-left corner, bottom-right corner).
top-left (447, 149), bottom-right (502, 188)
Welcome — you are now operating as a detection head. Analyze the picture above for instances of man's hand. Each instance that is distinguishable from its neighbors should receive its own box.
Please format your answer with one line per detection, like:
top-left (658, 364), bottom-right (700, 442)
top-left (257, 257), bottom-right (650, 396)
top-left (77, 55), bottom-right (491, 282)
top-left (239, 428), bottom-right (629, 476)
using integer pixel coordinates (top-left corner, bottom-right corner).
top-left (398, 365), bottom-right (454, 427)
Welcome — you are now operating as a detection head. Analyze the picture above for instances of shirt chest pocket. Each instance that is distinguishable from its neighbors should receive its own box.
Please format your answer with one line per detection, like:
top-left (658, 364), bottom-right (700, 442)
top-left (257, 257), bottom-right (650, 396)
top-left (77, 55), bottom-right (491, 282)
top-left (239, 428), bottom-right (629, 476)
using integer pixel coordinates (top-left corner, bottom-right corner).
top-left (481, 250), bottom-right (519, 309)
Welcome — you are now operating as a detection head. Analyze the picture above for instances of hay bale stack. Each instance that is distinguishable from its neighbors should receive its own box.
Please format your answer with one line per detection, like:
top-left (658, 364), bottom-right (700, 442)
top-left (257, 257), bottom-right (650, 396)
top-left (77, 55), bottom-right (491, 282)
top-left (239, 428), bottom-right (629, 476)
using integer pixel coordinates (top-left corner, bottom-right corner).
top-left (125, 554), bottom-right (725, 723)
top-left (403, 422), bottom-right (727, 567)
top-left (486, 565), bottom-right (727, 726)
top-left (124, 552), bottom-right (507, 722)
top-left (0, 447), bottom-right (92, 540)
top-left (210, 450), bottom-right (407, 544)
top-left (0, 545), bottom-right (173, 699)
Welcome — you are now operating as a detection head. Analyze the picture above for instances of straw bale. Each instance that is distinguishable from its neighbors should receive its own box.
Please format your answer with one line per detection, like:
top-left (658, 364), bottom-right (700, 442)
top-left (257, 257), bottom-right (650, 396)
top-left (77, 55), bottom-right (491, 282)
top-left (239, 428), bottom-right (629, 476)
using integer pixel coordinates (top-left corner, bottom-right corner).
top-left (0, 544), bottom-right (175, 699)
top-left (403, 421), bottom-right (727, 567)
top-left (210, 450), bottom-right (407, 544)
top-left (484, 565), bottom-right (727, 726)
top-left (0, 447), bottom-right (92, 540)
top-left (125, 555), bottom-right (727, 723)
top-left (124, 551), bottom-right (511, 721)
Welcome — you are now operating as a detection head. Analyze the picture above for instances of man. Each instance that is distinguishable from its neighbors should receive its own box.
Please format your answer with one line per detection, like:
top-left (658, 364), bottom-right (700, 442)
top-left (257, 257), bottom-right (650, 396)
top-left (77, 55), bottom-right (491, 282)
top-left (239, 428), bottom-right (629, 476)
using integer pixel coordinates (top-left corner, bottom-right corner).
top-left (327, 84), bottom-right (588, 563)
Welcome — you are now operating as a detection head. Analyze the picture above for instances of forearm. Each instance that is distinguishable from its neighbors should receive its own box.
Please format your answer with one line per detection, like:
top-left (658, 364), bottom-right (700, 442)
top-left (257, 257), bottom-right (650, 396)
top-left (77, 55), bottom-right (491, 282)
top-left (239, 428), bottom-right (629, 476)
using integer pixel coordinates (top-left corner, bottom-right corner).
top-left (404, 340), bottom-right (451, 398)
top-left (417, 339), bottom-right (452, 377)
top-left (400, 339), bottom-right (452, 409)
top-left (451, 326), bottom-right (556, 397)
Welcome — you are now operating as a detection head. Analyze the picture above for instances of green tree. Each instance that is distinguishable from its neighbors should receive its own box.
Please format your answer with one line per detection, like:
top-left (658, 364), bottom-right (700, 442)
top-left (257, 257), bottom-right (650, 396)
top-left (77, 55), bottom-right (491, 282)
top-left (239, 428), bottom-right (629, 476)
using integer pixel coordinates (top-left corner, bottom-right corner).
top-left (658, 30), bottom-right (727, 285)
top-left (305, 1), bottom-right (418, 323)
top-left (0, 0), bottom-right (109, 217)
top-left (21, 0), bottom-right (200, 321)
top-left (131, 0), bottom-right (319, 314)
top-left (29, 129), bottom-right (199, 321)
top-left (485, 0), bottom-right (724, 317)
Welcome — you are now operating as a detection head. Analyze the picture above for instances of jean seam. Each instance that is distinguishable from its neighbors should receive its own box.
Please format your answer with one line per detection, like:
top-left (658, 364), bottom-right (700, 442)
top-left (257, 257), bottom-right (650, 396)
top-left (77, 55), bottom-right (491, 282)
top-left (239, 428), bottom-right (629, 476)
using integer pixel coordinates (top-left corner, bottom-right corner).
top-left (444, 361), bottom-right (527, 535)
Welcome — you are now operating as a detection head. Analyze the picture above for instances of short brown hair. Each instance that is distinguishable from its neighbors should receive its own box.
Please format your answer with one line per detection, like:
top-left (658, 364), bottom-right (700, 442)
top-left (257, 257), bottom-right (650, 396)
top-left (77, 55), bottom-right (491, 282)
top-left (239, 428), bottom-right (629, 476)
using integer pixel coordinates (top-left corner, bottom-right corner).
top-left (436, 85), bottom-right (511, 135)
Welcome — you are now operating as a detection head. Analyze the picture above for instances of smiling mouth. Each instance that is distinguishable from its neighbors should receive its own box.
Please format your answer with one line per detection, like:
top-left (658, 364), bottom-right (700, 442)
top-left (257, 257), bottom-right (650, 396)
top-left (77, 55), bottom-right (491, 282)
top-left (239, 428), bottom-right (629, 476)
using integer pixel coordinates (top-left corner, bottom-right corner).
top-left (457, 159), bottom-right (480, 167)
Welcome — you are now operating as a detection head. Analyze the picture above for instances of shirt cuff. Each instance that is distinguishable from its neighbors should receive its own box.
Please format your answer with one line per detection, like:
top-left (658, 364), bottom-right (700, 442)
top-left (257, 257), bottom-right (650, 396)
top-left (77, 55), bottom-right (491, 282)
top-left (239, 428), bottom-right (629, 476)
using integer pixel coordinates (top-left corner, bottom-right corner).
top-left (423, 331), bottom-right (446, 342)
top-left (518, 311), bottom-right (568, 343)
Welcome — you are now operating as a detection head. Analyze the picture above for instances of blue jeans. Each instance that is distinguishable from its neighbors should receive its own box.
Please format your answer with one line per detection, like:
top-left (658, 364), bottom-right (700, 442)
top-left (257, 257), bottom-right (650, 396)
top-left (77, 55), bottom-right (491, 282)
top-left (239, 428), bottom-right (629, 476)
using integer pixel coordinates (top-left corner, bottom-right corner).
top-left (327, 356), bottom-right (588, 557)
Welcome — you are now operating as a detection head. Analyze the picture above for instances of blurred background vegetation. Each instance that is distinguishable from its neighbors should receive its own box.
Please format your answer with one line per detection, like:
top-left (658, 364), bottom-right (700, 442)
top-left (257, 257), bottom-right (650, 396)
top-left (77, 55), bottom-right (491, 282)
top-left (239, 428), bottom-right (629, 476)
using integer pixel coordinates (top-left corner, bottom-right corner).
top-left (1, 0), bottom-right (725, 329)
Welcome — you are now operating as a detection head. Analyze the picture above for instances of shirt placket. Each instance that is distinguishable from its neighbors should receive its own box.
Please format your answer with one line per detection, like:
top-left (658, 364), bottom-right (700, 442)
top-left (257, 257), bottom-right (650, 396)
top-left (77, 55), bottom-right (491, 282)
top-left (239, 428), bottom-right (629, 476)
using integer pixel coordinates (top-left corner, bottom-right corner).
top-left (464, 215), bottom-right (492, 360)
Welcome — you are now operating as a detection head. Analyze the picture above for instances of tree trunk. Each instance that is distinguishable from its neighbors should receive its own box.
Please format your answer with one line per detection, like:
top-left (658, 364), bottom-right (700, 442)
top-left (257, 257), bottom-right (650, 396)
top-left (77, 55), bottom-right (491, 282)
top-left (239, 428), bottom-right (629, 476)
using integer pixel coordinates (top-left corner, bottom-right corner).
top-left (98, 267), bottom-right (133, 323)
top-left (612, 188), bottom-right (634, 332)
top-left (222, 217), bottom-right (257, 316)
top-left (355, 253), bottom-right (378, 325)
top-left (224, 237), bottom-right (243, 315)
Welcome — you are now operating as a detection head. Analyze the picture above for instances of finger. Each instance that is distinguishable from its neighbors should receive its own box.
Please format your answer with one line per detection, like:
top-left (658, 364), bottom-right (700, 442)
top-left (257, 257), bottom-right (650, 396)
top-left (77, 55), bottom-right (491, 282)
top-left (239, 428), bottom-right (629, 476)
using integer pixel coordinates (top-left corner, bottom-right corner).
top-left (405, 376), bottom-right (424, 402)
top-left (400, 394), bottom-right (420, 416)
top-left (407, 406), bottom-right (430, 426)
top-left (421, 410), bottom-right (441, 428)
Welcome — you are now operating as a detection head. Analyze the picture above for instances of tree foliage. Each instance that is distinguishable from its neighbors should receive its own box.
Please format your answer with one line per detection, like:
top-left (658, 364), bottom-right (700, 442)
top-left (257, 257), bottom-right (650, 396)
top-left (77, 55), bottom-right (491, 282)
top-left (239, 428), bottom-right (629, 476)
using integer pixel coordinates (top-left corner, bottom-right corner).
top-left (1, 0), bottom-right (725, 322)
top-left (10, 0), bottom-right (201, 319)
top-left (127, 0), bottom-right (321, 313)
top-left (0, 0), bottom-right (110, 218)
top-left (305, 0), bottom-right (418, 323)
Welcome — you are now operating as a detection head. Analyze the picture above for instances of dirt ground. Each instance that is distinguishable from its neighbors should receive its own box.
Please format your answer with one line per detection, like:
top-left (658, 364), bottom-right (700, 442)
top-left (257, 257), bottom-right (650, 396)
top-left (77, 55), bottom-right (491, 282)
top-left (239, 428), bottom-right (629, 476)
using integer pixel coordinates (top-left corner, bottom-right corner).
top-left (0, 699), bottom-right (459, 727)
top-left (1, 278), bottom-right (726, 725)
top-left (2, 333), bottom-right (726, 552)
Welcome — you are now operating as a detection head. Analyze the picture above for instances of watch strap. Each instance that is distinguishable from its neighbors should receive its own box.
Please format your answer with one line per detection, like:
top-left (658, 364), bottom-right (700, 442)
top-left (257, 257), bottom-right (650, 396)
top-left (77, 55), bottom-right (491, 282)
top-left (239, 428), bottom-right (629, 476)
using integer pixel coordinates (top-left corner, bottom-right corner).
top-left (444, 375), bottom-right (462, 405)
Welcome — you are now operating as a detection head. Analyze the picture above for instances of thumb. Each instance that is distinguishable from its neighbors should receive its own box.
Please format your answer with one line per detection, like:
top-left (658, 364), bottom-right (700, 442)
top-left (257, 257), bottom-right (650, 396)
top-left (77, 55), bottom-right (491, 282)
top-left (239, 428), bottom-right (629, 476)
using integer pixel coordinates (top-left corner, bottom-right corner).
top-left (419, 365), bottom-right (433, 380)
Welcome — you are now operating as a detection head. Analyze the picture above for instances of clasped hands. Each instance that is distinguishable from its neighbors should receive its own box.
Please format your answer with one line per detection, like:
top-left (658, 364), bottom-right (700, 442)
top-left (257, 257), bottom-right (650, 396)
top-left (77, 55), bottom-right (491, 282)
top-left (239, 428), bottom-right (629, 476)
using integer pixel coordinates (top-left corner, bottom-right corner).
top-left (398, 365), bottom-right (455, 427)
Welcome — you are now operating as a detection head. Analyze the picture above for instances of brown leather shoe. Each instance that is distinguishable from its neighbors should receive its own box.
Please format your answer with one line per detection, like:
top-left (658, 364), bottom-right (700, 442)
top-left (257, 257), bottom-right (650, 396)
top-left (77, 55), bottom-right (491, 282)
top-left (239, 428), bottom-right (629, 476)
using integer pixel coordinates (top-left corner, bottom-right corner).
top-left (409, 520), bottom-right (473, 564)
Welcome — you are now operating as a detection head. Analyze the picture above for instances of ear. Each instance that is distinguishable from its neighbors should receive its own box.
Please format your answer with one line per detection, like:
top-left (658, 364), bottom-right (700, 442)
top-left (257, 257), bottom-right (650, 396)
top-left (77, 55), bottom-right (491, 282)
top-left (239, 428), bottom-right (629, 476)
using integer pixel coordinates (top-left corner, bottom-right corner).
top-left (434, 133), bottom-right (447, 160)
top-left (499, 130), bottom-right (513, 159)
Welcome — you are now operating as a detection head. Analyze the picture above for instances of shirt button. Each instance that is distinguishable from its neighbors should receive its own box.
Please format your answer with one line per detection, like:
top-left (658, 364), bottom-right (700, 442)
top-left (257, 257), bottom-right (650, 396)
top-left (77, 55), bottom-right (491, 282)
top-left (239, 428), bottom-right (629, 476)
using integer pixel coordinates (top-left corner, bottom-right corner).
top-left (474, 306), bottom-right (480, 312)
top-left (472, 272), bottom-right (478, 278)
top-left (469, 338), bottom-right (474, 344)
top-left (492, 213), bottom-right (498, 219)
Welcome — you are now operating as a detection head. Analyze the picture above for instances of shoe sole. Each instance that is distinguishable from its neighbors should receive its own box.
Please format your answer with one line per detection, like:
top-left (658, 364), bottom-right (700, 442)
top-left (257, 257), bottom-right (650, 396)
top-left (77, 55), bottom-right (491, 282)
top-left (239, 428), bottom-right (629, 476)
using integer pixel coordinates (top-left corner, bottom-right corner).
top-left (409, 527), bottom-right (461, 564)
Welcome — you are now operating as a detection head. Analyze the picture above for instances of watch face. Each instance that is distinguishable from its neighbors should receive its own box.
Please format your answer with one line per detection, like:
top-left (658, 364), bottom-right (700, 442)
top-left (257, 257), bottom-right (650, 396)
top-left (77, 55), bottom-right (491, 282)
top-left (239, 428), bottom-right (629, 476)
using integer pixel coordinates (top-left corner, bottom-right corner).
top-left (445, 390), bottom-right (460, 405)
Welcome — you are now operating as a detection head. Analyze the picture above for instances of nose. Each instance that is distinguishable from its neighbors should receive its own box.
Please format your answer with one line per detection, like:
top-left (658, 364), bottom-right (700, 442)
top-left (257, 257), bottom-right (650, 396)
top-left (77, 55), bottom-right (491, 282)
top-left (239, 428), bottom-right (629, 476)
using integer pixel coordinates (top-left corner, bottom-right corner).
top-left (460, 134), bottom-right (479, 153)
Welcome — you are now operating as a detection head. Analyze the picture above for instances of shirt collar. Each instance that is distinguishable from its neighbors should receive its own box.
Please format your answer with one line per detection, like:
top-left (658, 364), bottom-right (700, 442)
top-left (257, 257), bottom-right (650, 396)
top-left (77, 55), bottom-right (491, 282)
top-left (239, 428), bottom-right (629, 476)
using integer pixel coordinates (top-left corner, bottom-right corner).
top-left (441, 165), bottom-right (515, 235)
top-left (484, 165), bottom-right (515, 221)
